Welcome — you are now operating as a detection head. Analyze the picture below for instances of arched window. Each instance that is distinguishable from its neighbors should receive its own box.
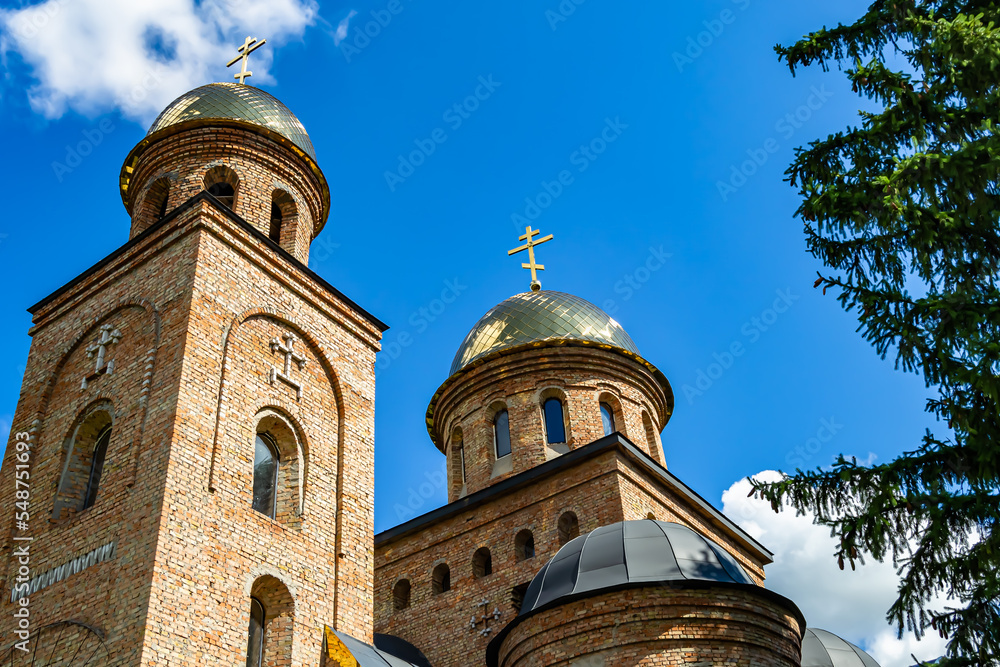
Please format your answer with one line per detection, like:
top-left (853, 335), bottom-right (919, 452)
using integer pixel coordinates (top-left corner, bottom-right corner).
top-left (450, 428), bottom-right (466, 500)
top-left (511, 583), bottom-right (530, 613)
top-left (54, 406), bottom-right (114, 520)
top-left (642, 410), bottom-right (662, 463)
top-left (252, 434), bottom-right (279, 518)
top-left (646, 512), bottom-right (657, 520)
top-left (472, 547), bottom-right (492, 578)
top-left (543, 398), bottom-right (566, 444)
top-left (558, 511), bottom-right (579, 545)
top-left (204, 166), bottom-right (239, 210)
top-left (248, 575), bottom-right (293, 666)
top-left (514, 529), bottom-right (535, 561)
top-left (432, 564), bottom-right (451, 594)
top-left (140, 177), bottom-right (171, 227)
top-left (393, 579), bottom-right (411, 610)
top-left (82, 427), bottom-right (111, 511)
top-left (245, 597), bottom-right (265, 667)
top-left (269, 203), bottom-right (283, 243)
top-left (494, 410), bottom-right (511, 459)
top-left (270, 190), bottom-right (296, 249)
top-left (600, 402), bottom-right (616, 436)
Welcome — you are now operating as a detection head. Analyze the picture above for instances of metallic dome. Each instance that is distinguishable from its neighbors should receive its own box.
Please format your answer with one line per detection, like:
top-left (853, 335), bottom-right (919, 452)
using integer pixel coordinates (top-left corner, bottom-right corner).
top-left (449, 291), bottom-right (639, 375)
top-left (802, 629), bottom-right (881, 667)
top-left (518, 520), bottom-right (755, 616)
top-left (147, 83), bottom-right (317, 160)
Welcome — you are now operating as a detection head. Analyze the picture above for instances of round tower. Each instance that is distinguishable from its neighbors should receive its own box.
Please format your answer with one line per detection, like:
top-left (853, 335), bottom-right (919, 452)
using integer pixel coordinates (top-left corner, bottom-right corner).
top-left (118, 82), bottom-right (330, 264)
top-left (426, 290), bottom-right (674, 501)
top-left (487, 520), bottom-right (805, 667)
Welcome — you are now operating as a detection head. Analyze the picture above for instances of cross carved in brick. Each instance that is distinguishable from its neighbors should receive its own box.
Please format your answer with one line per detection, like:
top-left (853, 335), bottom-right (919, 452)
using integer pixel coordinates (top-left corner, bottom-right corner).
top-left (467, 598), bottom-right (502, 637)
top-left (269, 332), bottom-right (307, 400)
top-left (81, 324), bottom-right (122, 390)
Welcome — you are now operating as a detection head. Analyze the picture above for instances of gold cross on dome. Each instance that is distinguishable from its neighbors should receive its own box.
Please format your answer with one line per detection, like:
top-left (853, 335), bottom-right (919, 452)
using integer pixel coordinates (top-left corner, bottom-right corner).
top-left (227, 36), bottom-right (267, 84)
top-left (508, 226), bottom-right (554, 292)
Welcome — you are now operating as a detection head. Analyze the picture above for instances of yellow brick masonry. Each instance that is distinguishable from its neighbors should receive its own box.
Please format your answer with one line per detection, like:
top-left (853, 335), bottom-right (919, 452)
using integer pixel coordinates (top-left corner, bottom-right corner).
top-left (0, 188), bottom-right (381, 666)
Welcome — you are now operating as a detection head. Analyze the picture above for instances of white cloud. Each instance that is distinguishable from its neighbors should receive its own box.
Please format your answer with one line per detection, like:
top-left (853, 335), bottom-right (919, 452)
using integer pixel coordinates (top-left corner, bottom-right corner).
top-left (333, 10), bottom-right (357, 45)
top-left (722, 471), bottom-right (950, 667)
top-left (0, 0), bottom-right (318, 123)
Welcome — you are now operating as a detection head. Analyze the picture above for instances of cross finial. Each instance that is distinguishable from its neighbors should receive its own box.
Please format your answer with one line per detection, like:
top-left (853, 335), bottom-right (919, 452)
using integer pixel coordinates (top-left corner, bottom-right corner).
top-left (508, 226), bottom-right (554, 292)
top-left (227, 36), bottom-right (267, 85)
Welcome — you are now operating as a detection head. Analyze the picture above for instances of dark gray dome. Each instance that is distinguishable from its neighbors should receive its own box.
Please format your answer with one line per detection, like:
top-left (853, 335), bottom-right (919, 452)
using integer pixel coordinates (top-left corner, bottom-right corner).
top-left (802, 628), bottom-right (881, 667)
top-left (519, 520), bottom-right (755, 616)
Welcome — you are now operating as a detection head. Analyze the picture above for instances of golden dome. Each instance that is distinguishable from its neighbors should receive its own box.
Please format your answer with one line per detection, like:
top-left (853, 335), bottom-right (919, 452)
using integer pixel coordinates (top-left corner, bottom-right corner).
top-left (147, 83), bottom-right (317, 160)
top-left (450, 291), bottom-right (640, 375)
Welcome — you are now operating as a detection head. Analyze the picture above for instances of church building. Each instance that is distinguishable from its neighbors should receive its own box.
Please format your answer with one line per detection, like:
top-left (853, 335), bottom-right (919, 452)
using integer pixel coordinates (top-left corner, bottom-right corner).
top-left (0, 43), bottom-right (882, 667)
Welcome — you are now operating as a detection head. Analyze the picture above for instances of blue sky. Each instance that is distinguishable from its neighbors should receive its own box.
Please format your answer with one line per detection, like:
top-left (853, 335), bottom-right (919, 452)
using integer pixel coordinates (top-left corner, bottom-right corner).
top-left (0, 1), bottom-right (948, 663)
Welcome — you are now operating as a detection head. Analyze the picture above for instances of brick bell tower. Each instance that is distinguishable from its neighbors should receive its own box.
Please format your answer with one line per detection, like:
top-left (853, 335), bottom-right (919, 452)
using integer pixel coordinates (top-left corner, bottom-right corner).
top-left (0, 72), bottom-right (385, 665)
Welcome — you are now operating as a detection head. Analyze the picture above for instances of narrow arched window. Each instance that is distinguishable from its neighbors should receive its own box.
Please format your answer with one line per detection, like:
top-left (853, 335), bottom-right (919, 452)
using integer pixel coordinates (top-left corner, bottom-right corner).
top-left (393, 579), bottom-right (411, 610)
top-left (494, 410), bottom-right (511, 459)
top-left (600, 402), bottom-right (616, 436)
top-left (82, 426), bottom-right (111, 510)
top-left (208, 182), bottom-right (236, 209)
top-left (432, 564), bottom-right (451, 594)
top-left (472, 547), bottom-right (492, 578)
top-left (511, 582), bottom-right (529, 613)
top-left (514, 529), bottom-right (535, 561)
top-left (269, 202), bottom-right (282, 243)
top-left (543, 398), bottom-right (566, 444)
top-left (252, 434), bottom-right (279, 518)
top-left (245, 597), bottom-right (265, 667)
top-left (558, 511), bottom-right (579, 545)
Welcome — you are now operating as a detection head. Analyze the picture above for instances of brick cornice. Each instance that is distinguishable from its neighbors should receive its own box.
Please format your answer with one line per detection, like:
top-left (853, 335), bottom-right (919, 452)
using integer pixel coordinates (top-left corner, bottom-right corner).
top-left (28, 192), bottom-right (388, 342)
top-left (375, 432), bottom-right (772, 564)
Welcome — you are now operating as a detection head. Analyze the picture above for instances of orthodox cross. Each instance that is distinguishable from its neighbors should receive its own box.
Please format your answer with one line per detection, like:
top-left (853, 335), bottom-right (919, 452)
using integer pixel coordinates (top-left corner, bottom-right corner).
top-left (508, 226), bottom-right (554, 292)
top-left (82, 324), bottom-right (122, 390)
top-left (467, 598), bottom-right (502, 637)
top-left (269, 333), bottom-right (307, 400)
top-left (227, 36), bottom-right (267, 85)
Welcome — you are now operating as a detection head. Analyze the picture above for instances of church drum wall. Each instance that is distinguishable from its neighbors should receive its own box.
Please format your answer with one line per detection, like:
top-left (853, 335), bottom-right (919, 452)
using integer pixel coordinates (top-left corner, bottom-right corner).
top-left (126, 126), bottom-right (326, 264)
top-left (432, 347), bottom-right (671, 501)
top-left (494, 585), bottom-right (803, 667)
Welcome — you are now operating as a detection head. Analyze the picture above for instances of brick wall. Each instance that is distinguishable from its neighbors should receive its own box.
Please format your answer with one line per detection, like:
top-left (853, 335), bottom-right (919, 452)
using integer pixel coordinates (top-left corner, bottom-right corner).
top-left (375, 446), bottom-right (773, 667)
top-left (0, 194), bottom-right (381, 666)
top-left (124, 126), bottom-right (328, 264)
top-left (429, 347), bottom-right (672, 501)
top-left (493, 585), bottom-right (803, 667)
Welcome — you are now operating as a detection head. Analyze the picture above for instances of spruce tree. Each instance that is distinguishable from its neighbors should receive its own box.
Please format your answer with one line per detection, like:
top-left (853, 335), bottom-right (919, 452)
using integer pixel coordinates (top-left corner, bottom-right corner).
top-left (748, 3), bottom-right (1000, 665)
